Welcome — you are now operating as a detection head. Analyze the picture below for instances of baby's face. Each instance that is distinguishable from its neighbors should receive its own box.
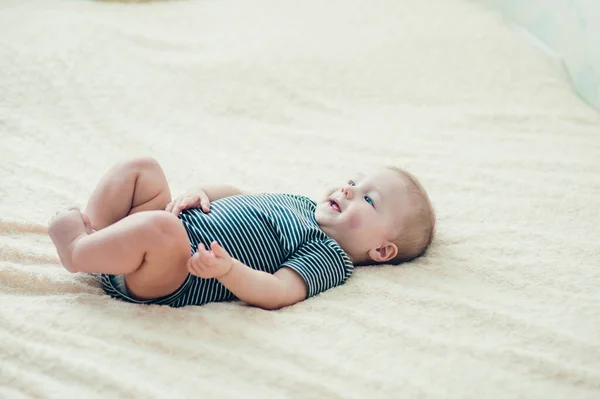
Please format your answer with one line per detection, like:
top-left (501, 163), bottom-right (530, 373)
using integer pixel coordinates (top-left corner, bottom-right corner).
top-left (315, 168), bottom-right (408, 263)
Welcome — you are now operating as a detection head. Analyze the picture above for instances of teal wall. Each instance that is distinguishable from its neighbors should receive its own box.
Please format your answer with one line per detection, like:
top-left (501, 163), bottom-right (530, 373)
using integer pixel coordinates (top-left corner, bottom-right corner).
top-left (481, 0), bottom-right (599, 110)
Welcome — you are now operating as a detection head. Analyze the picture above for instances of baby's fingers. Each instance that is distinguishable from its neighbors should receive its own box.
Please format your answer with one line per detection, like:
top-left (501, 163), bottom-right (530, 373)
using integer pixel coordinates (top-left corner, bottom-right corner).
top-left (197, 243), bottom-right (216, 265)
top-left (187, 256), bottom-right (202, 276)
top-left (210, 241), bottom-right (230, 259)
top-left (167, 199), bottom-right (182, 215)
top-left (200, 195), bottom-right (211, 213)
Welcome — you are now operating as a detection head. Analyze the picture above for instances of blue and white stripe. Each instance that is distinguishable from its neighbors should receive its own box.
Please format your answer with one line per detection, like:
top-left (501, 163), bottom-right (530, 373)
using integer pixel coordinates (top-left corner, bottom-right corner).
top-left (101, 193), bottom-right (353, 307)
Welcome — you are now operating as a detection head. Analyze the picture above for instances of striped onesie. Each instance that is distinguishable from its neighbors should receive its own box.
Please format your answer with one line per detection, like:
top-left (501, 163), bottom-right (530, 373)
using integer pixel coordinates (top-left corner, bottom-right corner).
top-left (100, 193), bottom-right (354, 307)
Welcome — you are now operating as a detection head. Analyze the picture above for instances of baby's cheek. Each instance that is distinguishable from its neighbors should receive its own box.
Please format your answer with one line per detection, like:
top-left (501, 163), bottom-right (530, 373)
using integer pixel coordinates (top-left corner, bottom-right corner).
top-left (348, 212), bottom-right (362, 229)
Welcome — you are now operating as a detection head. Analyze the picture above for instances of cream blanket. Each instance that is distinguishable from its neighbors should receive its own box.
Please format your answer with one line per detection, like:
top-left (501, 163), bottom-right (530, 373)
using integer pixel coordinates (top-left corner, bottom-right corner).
top-left (1, 0), bottom-right (599, 398)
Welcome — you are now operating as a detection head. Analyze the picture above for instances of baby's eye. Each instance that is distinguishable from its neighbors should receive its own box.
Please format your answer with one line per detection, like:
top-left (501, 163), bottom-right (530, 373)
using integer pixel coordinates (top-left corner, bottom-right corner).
top-left (364, 196), bottom-right (374, 207)
top-left (348, 180), bottom-right (356, 187)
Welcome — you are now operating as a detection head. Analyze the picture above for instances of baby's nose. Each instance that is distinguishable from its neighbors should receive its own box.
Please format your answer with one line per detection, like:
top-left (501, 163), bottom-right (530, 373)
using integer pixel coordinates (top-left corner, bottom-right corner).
top-left (341, 187), bottom-right (354, 199)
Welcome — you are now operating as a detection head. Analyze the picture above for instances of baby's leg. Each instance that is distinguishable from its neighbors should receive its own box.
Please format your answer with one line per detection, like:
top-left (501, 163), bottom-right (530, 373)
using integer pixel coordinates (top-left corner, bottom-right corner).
top-left (49, 209), bottom-right (190, 299)
top-left (84, 157), bottom-right (172, 231)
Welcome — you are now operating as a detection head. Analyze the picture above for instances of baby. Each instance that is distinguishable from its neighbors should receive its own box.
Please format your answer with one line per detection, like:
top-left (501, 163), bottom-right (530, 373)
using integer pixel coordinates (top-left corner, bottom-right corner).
top-left (49, 157), bottom-right (435, 310)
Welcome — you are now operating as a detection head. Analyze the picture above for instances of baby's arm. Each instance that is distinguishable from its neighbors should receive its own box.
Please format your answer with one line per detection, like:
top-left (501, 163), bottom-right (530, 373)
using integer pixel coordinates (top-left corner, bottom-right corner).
top-left (219, 263), bottom-right (307, 310)
top-left (188, 242), bottom-right (307, 310)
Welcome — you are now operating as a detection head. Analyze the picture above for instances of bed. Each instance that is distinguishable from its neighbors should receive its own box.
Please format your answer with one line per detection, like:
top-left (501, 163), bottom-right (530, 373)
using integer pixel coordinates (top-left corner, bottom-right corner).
top-left (1, 0), bottom-right (599, 397)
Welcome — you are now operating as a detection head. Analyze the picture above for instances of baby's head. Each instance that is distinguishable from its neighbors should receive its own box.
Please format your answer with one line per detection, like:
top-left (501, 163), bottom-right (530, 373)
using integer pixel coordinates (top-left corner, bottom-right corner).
top-left (315, 166), bottom-right (435, 265)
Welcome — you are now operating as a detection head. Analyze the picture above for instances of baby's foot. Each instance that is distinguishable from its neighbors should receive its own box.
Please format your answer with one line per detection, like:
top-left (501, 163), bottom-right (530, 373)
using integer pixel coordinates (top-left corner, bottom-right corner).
top-left (48, 207), bottom-right (88, 272)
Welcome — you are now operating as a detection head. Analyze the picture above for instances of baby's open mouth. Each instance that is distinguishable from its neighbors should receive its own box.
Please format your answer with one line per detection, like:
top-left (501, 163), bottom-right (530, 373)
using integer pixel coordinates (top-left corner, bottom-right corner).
top-left (329, 200), bottom-right (341, 212)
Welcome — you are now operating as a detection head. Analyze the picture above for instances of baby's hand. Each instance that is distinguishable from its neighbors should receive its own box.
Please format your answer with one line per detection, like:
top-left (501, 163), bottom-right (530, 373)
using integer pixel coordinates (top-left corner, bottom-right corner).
top-left (187, 241), bottom-right (234, 279)
top-left (166, 189), bottom-right (210, 215)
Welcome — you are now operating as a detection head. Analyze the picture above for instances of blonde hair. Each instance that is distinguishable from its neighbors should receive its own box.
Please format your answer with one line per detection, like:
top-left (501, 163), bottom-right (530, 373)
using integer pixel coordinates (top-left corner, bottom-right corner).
top-left (386, 167), bottom-right (435, 264)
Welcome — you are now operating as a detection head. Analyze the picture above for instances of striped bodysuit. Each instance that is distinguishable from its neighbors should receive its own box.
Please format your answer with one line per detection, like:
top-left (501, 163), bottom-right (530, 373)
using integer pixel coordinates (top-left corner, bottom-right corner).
top-left (100, 193), bottom-right (354, 307)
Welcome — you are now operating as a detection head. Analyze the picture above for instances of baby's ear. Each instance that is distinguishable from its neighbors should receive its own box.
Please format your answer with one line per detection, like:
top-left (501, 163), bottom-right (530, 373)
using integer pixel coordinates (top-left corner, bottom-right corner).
top-left (368, 242), bottom-right (398, 263)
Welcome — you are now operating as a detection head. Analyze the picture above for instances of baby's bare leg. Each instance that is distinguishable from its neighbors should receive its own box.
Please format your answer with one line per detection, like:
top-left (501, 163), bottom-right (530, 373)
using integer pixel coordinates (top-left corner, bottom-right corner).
top-left (84, 157), bottom-right (172, 231)
top-left (50, 209), bottom-right (190, 299)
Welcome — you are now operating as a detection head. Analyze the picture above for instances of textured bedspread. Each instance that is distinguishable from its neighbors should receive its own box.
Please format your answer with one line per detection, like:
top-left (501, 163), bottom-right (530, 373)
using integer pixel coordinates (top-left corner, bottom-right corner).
top-left (1, 0), bottom-right (599, 398)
